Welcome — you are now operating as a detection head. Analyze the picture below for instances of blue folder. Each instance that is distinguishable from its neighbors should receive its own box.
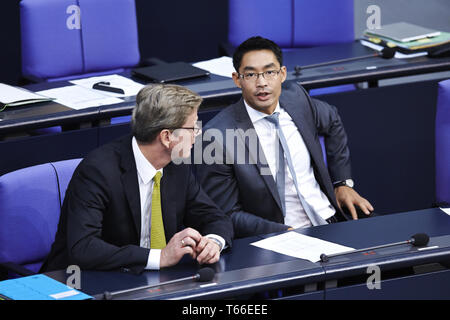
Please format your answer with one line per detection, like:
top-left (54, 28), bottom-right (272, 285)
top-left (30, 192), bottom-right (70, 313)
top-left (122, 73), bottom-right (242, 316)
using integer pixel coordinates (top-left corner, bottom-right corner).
top-left (0, 274), bottom-right (92, 300)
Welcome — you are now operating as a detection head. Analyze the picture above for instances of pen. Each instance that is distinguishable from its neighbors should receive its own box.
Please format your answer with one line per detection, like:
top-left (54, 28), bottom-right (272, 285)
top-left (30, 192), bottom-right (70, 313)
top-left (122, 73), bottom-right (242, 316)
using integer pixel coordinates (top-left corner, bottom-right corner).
top-left (92, 81), bottom-right (125, 94)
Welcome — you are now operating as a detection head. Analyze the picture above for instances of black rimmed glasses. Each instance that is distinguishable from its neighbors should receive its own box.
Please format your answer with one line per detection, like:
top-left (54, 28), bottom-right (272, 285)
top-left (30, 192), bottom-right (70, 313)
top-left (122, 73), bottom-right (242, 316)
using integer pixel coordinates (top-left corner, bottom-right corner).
top-left (238, 69), bottom-right (282, 81)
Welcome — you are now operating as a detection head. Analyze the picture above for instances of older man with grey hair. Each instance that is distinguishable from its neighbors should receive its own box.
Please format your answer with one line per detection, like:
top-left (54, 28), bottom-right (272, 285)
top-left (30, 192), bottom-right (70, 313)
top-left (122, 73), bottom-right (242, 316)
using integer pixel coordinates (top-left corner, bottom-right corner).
top-left (42, 84), bottom-right (233, 274)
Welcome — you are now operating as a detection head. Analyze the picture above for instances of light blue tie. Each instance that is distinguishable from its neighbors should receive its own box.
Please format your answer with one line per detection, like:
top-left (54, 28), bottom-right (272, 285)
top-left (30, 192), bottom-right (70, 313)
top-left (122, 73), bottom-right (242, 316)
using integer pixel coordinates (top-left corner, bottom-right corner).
top-left (265, 112), bottom-right (327, 226)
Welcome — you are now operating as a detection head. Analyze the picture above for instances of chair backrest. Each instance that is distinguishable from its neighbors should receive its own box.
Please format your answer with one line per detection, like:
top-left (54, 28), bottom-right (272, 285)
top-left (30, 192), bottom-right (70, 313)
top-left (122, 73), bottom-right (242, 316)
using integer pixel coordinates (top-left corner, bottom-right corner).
top-left (20, 0), bottom-right (140, 82)
top-left (0, 159), bottom-right (82, 274)
top-left (435, 79), bottom-right (450, 205)
top-left (228, 0), bottom-right (354, 48)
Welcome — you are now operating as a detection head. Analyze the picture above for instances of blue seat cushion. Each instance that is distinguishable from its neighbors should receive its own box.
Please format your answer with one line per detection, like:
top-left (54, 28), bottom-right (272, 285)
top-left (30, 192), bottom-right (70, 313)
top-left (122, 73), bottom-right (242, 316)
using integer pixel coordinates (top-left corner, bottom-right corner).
top-left (293, 0), bottom-right (354, 47)
top-left (21, 0), bottom-right (140, 81)
top-left (51, 159), bottom-right (82, 205)
top-left (79, 0), bottom-right (140, 73)
top-left (228, 0), bottom-right (292, 48)
top-left (0, 164), bottom-right (60, 269)
top-left (20, 0), bottom-right (84, 80)
top-left (228, 0), bottom-right (354, 48)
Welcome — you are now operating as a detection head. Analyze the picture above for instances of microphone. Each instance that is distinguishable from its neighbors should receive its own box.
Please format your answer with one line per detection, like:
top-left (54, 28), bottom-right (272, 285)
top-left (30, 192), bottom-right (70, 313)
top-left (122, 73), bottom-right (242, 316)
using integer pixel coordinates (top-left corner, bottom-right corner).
top-left (95, 267), bottom-right (215, 300)
top-left (293, 47), bottom-right (396, 75)
top-left (320, 233), bottom-right (429, 263)
top-left (194, 266), bottom-right (215, 282)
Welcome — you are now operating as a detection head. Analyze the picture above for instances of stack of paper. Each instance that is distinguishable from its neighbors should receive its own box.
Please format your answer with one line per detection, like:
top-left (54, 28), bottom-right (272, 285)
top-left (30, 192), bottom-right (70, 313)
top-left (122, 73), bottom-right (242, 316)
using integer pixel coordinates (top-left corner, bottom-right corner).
top-left (0, 83), bottom-right (54, 111)
top-left (362, 22), bottom-right (450, 54)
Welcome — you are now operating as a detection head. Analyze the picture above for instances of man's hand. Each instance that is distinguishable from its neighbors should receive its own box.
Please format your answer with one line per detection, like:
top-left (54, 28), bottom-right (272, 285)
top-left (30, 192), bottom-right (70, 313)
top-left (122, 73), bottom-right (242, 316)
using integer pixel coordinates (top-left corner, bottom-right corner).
top-left (195, 237), bottom-right (221, 265)
top-left (160, 227), bottom-right (202, 268)
top-left (334, 186), bottom-right (374, 220)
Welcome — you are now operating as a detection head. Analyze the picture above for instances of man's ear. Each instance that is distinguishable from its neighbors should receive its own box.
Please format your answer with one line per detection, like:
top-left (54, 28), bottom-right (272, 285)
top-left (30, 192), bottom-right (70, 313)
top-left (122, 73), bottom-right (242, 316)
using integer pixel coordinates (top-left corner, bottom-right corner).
top-left (232, 72), bottom-right (242, 89)
top-left (159, 129), bottom-right (172, 148)
top-left (280, 66), bottom-right (287, 83)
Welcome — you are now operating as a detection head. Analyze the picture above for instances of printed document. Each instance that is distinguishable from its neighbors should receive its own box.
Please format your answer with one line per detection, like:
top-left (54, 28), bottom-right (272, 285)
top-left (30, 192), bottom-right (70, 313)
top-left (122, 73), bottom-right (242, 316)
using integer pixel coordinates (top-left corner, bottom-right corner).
top-left (251, 231), bottom-right (354, 263)
top-left (37, 86), bottom-right (123, 110)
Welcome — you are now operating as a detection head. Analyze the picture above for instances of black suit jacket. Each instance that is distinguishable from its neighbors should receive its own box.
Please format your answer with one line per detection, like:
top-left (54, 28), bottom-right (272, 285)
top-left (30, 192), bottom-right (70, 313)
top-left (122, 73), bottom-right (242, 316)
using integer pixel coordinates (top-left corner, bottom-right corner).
top-left (42, 135), bottom-right (233, 273)
top-left (197, 82), bottom-right (352, 238)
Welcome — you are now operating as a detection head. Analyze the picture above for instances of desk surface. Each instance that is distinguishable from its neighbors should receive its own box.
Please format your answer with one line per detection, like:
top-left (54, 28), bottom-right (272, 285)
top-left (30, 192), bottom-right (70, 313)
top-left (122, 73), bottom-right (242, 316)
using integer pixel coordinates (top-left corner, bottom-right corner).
top-left (2, 42), bottom-right (450, 135)
top-left (46, 208), bottom-right (450, 300)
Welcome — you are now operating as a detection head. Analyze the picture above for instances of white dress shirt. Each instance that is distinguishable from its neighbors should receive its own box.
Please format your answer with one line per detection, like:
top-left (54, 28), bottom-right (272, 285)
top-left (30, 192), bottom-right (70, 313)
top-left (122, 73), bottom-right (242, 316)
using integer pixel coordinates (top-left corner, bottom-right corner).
top-left (244, 101), bottom-right (335, 228)
top-left (132, 137), bottom-right (225, 270)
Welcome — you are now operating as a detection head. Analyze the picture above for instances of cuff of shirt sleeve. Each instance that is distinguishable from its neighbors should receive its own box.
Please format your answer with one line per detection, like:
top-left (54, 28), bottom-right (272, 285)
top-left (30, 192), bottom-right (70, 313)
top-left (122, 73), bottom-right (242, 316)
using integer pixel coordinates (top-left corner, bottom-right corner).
top-left (145, 249), bottom-right (161, 270)
top-left (205, 234), bottom-right (226, 252)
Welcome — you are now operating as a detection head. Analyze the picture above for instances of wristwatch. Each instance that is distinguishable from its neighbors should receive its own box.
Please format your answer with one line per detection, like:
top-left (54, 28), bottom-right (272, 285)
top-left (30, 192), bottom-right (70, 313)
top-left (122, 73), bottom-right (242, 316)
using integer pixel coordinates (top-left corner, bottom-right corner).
top-left (333, 179), bottom-right (354, 188)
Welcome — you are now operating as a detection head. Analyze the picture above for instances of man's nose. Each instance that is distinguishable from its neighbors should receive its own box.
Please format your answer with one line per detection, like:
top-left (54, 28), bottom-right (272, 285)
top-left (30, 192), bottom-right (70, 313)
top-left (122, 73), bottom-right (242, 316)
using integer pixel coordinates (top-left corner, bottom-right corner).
top-left (255, 74), bottom-right (268, 86)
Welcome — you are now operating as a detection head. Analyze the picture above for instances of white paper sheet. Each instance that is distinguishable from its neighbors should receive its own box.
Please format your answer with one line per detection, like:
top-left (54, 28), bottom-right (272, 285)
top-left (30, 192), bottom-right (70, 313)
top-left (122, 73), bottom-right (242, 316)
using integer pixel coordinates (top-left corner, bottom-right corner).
top-left (440, 207), bottom-right (450, 216)
top-left (70, 74), bottom-right (145, 97)
top-left (37, 86), bottom-right (123, 110)
top-left (251, 231), bottom-right (354, 263)
top-left (192, 56), bottom-right (235, 78)
top-left (0, 83), bottom-right (52, 105)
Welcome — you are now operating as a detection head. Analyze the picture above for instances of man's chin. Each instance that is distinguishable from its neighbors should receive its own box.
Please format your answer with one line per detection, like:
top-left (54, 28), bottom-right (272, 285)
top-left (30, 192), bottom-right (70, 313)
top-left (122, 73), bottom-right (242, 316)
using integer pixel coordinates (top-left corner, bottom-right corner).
top-left (251, 101), bottom-right (276, 113)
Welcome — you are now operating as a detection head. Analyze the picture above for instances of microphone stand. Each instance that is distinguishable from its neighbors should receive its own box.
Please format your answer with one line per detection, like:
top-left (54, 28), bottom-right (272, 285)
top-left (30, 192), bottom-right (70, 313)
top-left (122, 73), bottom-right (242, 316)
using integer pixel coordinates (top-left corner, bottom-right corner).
top-left (320, 239), bottom-right (411, 263)
top-left (97, 274), bottom-right (199, 300)
top-left (293, 48), bottom-right (395, 76)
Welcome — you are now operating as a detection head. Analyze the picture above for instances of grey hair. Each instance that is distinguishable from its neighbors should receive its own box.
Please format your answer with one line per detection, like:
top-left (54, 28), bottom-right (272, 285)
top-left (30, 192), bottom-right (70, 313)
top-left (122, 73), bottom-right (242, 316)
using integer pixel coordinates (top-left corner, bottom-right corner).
top-left (131, 84), bottom-right (202, 143)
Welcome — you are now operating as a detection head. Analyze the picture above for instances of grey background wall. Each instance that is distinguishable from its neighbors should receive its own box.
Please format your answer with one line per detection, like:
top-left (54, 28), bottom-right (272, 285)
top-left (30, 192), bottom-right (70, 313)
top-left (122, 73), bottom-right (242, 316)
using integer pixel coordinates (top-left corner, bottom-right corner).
top-left (0, 1), bottom-right (449, 86)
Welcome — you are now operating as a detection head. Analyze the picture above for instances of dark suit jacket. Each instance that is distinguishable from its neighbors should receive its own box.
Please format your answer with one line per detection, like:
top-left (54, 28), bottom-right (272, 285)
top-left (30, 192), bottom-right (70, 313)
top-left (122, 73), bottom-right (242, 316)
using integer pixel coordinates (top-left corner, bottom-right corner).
top-left (196, 82), bottom-right (352, 238)
top-left (42, 135), bottom-right (233, 274)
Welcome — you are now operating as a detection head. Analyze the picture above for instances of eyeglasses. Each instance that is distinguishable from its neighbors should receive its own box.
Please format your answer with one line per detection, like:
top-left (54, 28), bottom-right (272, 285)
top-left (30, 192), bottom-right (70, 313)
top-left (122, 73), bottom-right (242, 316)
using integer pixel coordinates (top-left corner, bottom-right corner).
top-left (238, 69), bottom-right (282, 81)
top-left (167, 127), bottom-right (202, 136)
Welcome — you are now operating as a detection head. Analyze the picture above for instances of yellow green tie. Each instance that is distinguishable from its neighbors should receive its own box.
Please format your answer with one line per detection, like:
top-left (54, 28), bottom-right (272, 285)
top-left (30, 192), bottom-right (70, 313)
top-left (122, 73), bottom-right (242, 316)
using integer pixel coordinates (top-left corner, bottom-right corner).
top-left (150, 171), bottom-right (166, 249)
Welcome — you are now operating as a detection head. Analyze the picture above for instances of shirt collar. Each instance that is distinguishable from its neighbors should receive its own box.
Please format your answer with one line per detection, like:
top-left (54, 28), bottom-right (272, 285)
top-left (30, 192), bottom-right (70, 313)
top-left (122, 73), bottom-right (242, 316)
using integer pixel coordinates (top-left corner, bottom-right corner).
top-left (132, 136), bottom-right (162, 184)
top-left (243, 99), bottom-right (281, 125)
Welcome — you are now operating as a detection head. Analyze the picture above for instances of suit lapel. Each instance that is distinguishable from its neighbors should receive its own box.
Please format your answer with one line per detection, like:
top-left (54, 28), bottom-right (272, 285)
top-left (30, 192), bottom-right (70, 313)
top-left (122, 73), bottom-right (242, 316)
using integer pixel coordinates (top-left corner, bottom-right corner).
top-left (160, 163), bottom-right (178, 241)
top-left (232, 100), bottom-right (284, 213)
top-left (280, 92), bottom-right (339, 209)
top-left (281, 97), bottom-right (320, 161)
top-left (119, 136), bottom-right (142, 239)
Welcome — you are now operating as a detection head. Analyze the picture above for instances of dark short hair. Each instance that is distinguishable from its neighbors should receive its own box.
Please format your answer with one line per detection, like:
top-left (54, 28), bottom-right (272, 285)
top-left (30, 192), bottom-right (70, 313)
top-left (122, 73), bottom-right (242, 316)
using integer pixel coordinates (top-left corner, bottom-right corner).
top-left (232, 36), bottom-right (283, 72)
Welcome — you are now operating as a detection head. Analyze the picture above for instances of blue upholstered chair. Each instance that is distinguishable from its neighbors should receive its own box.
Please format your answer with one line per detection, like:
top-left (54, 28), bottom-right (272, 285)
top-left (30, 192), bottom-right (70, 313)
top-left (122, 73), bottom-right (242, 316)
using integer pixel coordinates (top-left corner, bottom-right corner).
top-left (435, 79), bottom-right (450, 206)
top-left (227, 0), bottom-right (355, 95)
top-left (228, 0), bottom-right (354, 49)
top-left (20, 0), bottom-right (139, 126)
top-left (20, 0), bottom-right (140, 82)
top-left (0, 159), bottom-right (82, 279)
